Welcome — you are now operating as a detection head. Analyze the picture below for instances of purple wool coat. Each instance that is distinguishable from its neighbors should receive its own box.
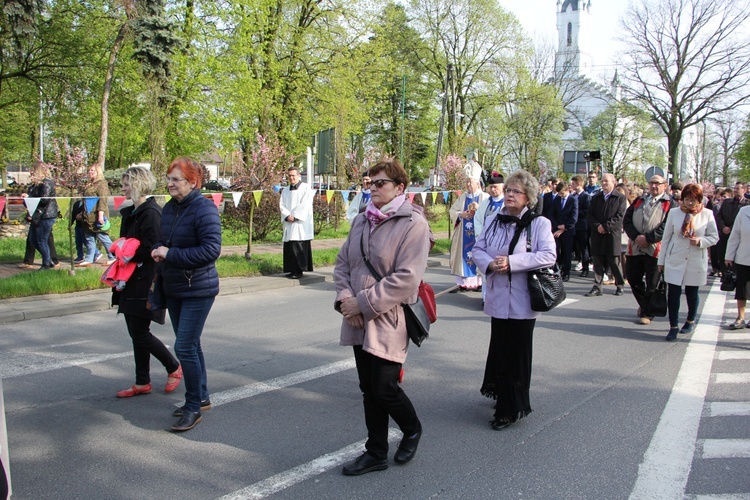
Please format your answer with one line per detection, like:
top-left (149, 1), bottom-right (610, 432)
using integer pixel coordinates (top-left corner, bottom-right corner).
top-left (472, 207), bottom-right (557, 320)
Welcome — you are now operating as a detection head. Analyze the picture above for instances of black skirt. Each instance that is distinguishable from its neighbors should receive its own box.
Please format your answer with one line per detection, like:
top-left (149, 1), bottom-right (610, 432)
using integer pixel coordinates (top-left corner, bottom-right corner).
top-left (480, 317), bottom-right (535, 421)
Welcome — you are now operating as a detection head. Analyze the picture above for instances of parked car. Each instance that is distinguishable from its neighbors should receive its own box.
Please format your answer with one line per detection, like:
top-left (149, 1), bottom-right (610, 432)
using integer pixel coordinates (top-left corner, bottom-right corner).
top-left (5, 174), bottom-right (15, 186)
top-left (202, 179), bottom-right (230, 192)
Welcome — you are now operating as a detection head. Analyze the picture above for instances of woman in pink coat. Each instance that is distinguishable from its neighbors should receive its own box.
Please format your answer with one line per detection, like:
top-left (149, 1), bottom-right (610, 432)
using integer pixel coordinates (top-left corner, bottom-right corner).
top-left (334, 159), bottom-right (431, 476)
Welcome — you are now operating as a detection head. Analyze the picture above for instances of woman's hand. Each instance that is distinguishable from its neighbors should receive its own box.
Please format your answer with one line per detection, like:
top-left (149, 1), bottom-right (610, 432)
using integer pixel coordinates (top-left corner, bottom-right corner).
top-left (689, 236), bottom-right (701, 247)
top-left (492, 256), bottom-right (509, 273)
top-left (658, 265), bottom-right (664, 273)
top-left (340, 297), bottom-right (364, 329)
top-left (151, 246), bottom-right (168, 263)
top-left (725, 259), bottom-right (734, 267)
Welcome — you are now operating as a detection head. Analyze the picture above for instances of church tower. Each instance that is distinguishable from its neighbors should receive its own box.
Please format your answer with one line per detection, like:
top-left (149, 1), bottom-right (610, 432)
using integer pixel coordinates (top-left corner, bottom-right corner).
top-left (555, 0), bottom-right (594, 79)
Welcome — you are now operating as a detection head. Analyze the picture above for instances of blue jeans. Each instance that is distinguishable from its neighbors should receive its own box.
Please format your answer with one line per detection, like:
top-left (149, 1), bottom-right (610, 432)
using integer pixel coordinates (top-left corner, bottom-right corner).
top-left (166, 296), bottom-right (215, 412)
top-left (84, 231), bottom-right (114, 262)
top-left (668, 283), bottom-right (699, 328)
top-left (29, 218), bottom-right (55, 266)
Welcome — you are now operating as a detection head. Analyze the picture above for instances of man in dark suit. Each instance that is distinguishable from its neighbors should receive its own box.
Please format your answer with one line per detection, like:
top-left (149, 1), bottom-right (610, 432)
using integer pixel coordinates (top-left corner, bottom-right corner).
top-left (571, 176), bottom-right (591, 277)
top-left (541, 177), bottom-right (560, 221)
top-left (551, 182), bottom-right (578, 281)
top-left (585, 173), bottom-right (627, 297)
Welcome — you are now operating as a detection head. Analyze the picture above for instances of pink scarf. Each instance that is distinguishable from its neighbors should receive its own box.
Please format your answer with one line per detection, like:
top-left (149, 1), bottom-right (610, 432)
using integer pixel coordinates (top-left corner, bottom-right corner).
top-left (364, 194), bottom-right (406, 231)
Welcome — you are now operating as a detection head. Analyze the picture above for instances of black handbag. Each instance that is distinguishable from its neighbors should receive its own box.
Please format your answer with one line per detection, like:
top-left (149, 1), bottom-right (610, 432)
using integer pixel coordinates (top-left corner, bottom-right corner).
top-left (648, 273), bottom-right (668, 317)
top-left (359, 234), bottom-right (429, 346)
top-left (523, 229), bottom-right (566, 312)
top-left (721, 270), bottom-right (737, 292)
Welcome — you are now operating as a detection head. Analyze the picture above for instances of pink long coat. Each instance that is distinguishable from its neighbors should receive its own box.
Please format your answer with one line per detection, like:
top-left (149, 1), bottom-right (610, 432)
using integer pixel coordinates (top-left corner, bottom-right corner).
top-left (334, 202), bottom-right (431, 363)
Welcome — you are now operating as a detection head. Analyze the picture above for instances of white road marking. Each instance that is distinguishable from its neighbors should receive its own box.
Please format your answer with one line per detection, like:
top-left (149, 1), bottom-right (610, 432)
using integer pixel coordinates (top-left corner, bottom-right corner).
top-left (685, 495), bottom-right (750, 500)
top-left (201, 359), bottom-right (356, 408)
top-left (722, 333), bottom-right (750, 341)
top-left (715, 373), bottom-right (750, 384)
top-left (43, 340), bottom-right (96, 349)
top-left (707, 402), bottom-right (750, 417)
top-left (629, 280), bottom-right (726, 500)
top-left (217, 428), bottom-right (401, 500)
top-left (0, 352), bottom-right (131, 379)
top-left (717, 351), bottom-right (750, 360)
top-left (701, 439), bottom-right (750, 459)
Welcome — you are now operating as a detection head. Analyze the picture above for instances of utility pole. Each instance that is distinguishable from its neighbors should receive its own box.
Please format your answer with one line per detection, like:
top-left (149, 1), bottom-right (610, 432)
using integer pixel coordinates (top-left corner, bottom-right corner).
top-left (433, 64), bottom-right (453, 186)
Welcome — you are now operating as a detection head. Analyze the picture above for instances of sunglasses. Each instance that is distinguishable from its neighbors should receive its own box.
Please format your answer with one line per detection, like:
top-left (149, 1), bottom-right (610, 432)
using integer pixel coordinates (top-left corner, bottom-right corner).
top-left (370, 179), bottom-right (396, 189)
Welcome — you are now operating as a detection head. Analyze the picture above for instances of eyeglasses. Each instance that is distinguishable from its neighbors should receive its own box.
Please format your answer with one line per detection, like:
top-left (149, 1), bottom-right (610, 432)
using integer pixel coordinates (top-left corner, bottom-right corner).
top-left (649, 181), bottom-right (666, 186)
top-left (505, 188), bottom-right (526, 197)
top-left (166, 176), bottom-right (187, 184)
top-left (370, 179), bottom-right (396, 189)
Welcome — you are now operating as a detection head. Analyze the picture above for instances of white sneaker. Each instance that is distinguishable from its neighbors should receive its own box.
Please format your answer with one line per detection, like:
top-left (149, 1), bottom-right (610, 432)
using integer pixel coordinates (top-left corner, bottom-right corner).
top-left (574, 262), bottom-right (583, 271)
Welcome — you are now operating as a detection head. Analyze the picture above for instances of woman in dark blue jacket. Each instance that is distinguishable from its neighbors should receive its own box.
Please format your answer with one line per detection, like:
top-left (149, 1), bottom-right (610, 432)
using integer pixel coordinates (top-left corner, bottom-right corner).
top-left (114, 167), bottom-right (181, 399)
top-left (152, 157), bottom-right (221, 432)
top-left (24, 161), bottom-right (59, 270)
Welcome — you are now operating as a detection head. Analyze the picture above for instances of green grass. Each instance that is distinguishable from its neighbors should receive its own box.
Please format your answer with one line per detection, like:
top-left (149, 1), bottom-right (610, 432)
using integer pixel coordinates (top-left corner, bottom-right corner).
top-left (0, 214), bottom-right (448, 299)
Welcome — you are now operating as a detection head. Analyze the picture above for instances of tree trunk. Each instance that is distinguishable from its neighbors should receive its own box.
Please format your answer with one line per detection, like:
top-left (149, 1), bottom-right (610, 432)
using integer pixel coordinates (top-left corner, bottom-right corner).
top-left (97, 23), bottom-right (129, 170)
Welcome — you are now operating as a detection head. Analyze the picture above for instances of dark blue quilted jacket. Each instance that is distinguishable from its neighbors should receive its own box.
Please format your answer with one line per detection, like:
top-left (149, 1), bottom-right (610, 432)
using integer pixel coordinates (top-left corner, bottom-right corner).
top-left (158, 189), bottom-right (222, 298)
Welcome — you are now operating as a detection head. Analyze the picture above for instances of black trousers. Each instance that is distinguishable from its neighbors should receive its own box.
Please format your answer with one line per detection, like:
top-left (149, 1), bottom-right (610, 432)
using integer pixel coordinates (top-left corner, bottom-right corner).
top-left (124, 314), bottom-right (180, 386)
top-left (574, 228), bottom-right (590, 270)
top-left (353, 346), bottom-right (420, 460)
top-left (716, 234), bottom-right (729, 273)
top-left (627, 254), bottom-right (660, 317)
top-left (556, 232), bottom-right (575, 277)
top-left (24, 231), bottom-right (58, 265)
top-left (592, 254), bottom-right (625, 289)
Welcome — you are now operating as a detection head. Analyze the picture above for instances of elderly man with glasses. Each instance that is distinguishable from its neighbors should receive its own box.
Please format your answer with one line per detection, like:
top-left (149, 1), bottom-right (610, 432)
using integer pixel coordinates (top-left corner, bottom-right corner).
top-left (623, 175), bottom-right (677, 324)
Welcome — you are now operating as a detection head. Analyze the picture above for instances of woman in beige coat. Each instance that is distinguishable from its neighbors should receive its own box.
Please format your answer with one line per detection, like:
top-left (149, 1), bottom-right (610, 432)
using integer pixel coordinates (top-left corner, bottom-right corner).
top-left (334, 159), bottom-right (431, 476)
top-left (658, 184), bottom-right (719, 340)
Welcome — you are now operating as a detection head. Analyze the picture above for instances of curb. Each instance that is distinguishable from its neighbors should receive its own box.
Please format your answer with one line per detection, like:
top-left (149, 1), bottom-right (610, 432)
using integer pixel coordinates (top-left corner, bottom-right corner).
top-left (0, 257), bottom-right (447, 325)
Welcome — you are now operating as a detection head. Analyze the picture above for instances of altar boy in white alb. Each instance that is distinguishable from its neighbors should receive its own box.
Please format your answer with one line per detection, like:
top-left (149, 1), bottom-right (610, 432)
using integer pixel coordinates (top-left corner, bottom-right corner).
top-left (280, 167), bottom-right (314, 279)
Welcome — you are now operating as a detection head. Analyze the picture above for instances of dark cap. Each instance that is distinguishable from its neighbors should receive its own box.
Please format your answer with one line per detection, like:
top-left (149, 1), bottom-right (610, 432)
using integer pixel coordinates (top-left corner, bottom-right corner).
top-left (488, 172), bottom-right (504, 184)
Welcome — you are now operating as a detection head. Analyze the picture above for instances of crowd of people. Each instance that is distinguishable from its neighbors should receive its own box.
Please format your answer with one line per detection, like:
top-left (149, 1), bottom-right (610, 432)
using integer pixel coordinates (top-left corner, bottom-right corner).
top-left (451, 169), bottom-right (750, 342)
top-left (9, 156), bottom-right (750, 474)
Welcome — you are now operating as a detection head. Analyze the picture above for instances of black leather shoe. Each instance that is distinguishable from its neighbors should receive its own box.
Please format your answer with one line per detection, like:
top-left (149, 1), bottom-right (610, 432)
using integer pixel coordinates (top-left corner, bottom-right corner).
top-left (490, 419), bottom-right (513, 431)
top-left (584, 287), bottom-right (602, 297)
top-left (614, 286), bottom-right (624, 296)
top-left (289, 273), bottom-right (301, 279)
top-left (579, 269), bottom-right (589, 278)
top-left (342, 452), bottom-right (388, 476)
top-left (562, 274), bottom-right (570, 282)
top-left (173, 399), bottom-right (212, 417)
top-left (171, 410), bottom-right (202, 432)
top-left (394, 429), bottom-right (422, 464)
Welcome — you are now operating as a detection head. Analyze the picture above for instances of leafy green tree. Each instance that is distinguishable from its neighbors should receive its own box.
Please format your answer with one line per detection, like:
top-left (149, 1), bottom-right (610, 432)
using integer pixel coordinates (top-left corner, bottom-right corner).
top-left (582, 102), bottom-right (659, 181)
top-left (734, 116), bottom-right (750, 182)
top-left (408, 0), bottom-right (526, 155)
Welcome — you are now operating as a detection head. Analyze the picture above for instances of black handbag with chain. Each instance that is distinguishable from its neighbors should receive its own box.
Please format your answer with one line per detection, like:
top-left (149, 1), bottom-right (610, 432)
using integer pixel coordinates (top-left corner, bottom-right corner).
top-left (508, 217), bottom-right (566, 312)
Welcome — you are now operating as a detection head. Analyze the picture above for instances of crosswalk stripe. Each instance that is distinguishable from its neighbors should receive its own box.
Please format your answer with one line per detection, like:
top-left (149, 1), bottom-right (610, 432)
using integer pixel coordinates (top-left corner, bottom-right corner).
top-left (717, 351), bottom-right (750, 360)
top-left (216, 428), bottom-right (401, 499)
top-left (629, 280), bottom-right (726, 500)
top-left (721, 333), bottom-right (750, 341)
top-left (706, 402), bottom-right (750, 417)
top-left (715, 373), bottom-right (750, 384)
top-left (702, 439), bottom-right (750, 459)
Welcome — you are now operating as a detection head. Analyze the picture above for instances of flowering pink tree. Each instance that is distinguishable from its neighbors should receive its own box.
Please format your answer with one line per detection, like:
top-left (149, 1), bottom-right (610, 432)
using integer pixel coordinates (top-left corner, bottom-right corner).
top-left (440, 153), bottom-right (467, 192)
top-left (440, 154), bottom-right (469, 237)
top-left (43, 140), bottom-right (96, 273)
top-left (228, 133), bottom-right (295, 257)
top-left (231, 133), bottom-right (294, 191)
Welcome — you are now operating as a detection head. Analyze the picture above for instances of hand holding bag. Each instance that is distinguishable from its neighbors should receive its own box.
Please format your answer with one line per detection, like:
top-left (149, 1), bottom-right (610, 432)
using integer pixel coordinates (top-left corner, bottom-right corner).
top-left (648, 273), bottom-right (668, 317)
top-left (721, 270), bottom-right (737, 292)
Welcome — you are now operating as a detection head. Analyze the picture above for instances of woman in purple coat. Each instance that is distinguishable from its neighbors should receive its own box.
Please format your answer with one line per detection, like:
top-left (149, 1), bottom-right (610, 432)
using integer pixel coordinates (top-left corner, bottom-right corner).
top-left (472, 170), bottom-right (557, 430)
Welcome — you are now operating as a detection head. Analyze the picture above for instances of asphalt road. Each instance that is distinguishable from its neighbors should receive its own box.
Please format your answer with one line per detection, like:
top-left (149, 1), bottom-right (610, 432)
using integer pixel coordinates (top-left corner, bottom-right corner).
top-left (1, 266), bottom-right (748, 499)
